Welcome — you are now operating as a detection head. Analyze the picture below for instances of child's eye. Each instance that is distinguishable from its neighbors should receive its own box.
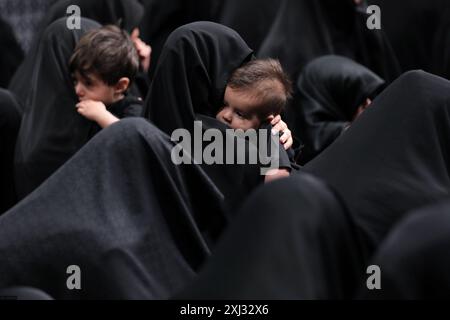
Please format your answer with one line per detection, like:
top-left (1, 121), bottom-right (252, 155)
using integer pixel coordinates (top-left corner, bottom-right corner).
top-left (235, 110), bottom-right (246, 119)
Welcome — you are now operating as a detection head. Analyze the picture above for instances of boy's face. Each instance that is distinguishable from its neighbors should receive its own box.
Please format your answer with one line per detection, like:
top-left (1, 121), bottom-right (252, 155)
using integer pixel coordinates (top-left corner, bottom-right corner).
top-left (216, 86), bottom-right (267, 130)
top-left (73, 71), bottom-right (118, 105)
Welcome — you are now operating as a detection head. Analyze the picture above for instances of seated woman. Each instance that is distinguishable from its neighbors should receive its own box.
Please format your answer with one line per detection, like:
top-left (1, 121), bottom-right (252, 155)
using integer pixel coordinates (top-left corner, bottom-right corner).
top-left (13, 18), bottom-right (102, 199)
top-left (294, 55), bottom-right (385, 164)
top-left (305, 70), bottom-right (450, 257)
top-left (0, 21), bottom-right (293, 300)
top-left (144, 21), bottom-right (296, 206)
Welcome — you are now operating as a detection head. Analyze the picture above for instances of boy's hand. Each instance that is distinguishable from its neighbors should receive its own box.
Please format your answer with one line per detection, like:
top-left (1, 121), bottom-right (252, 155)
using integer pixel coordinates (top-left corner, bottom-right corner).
top-left (131, 28), bottom-right (152, 72)
top-left (76, 100), bottom-right (119, 128)
top-left (76, 100), bottom-right (107, 121)
top-left (270, 115), bottom-right (293, 150)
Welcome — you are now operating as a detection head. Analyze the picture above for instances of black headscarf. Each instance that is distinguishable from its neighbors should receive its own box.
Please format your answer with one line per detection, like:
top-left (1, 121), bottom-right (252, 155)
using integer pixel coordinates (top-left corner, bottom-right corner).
top-left (0, 17), bottom-right (24, 88)
top-left (360, 199), bottom-right (450, 299)
top-left (216, 0), bottom-right (281, 53)
top-left (138, 0), bottom-right (219, 79)
top-left (177, 173), bottom-right (367, 299)
top-left (14, 18), bottom-right (101, 199)
top-left (0, 89), bottom-right (21, 213)
top-left (143, 21), bottom-right (253, 133)
top-left (8, 0), bottom-right (144, 110)
top-left (294, 55), bottom-right (385, 163)
top-left (143, 22), bottom-right (280, 210)
top-left (258, 0), bottom-right (400, 84)
top-left (0, 118), bottom-right (225, 299)
top-left (304, 70), bottom-right (450, 253)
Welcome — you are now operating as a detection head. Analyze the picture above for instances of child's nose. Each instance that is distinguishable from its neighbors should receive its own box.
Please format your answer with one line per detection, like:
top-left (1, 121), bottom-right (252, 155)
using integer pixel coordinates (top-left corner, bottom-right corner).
top-left (222, 108), bottom-right (232, 123)
top-left (75, 83), bottom-right (84, 97)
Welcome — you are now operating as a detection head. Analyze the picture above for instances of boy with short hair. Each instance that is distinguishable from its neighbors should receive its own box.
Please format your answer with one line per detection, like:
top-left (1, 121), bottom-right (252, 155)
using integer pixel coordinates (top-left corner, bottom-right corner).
top-left (69, 24), bottom-right (143, 129)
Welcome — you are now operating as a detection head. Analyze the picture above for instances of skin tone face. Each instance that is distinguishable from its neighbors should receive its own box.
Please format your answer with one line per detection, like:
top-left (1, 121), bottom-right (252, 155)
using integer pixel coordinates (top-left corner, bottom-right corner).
top-left (73, 71), bottom-right (130, 129)
top-left (216, 85), bottom-right (294, 183)
top-left (352, 98), bottom-right (372, 121)
top-left (216, 86), bottom-right (265, 130)
top-left (72, 71), bottom-right (128, 105)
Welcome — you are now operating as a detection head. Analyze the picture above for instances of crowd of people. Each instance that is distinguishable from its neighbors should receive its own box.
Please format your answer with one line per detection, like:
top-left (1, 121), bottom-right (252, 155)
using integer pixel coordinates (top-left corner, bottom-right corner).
top-left (0, 0), bottom-right (449, 299)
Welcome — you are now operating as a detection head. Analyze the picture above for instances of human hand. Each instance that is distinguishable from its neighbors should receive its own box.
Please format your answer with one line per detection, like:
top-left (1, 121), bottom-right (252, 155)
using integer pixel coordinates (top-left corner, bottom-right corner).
top-left (131, 28), bottom-right (152, 72)
top-left (270, 115), bottom-right (293, 150)
top-left (264, 168), bottom-right (290, 183)
top-left (76, 99), bottom-right (107, 121)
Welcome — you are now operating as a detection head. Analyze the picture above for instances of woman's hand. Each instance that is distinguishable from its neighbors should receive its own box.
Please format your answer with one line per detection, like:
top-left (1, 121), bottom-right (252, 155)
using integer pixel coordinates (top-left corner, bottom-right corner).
top-left (131, 28), bottom-right (152, 72)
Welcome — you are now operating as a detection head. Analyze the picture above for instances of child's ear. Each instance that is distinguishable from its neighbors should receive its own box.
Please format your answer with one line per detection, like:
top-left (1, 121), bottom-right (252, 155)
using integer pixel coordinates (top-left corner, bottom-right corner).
top-left (115, 77), bottom-right (130, 95)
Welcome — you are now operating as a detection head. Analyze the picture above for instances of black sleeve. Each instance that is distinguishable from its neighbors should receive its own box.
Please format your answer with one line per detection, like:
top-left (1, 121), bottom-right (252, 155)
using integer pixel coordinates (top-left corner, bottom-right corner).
top-left (123, 103), bottom-right (143, 118)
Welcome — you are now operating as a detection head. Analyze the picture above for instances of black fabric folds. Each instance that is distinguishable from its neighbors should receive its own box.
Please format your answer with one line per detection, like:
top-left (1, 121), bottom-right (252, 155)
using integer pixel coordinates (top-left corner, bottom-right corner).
top-left (0, 118), bottom-right (225, 299)
top-left (295, 55), bottom-right (385, 163)
top-left (0, 89), bottom-right (21, 213)
top-left (258, 0), bottom-right (400, 84)
top-left (360, 200), bottom-right (450, 299)
top-left (13, 18), bottom-right (101, 199)
top-left (143, 21), bottom-right (253, 133)
top-left (305, 70), bottom-right (450, 252)
top-left (177, 173), bottom-right (366, 299)
top-left (41, 0), bottom-right (144, 33)
top-left (0, 17), bottom-right (24, 88)
top-left (143, 22), bottom-right (265, 209)
top-left (138, 0), bottom-right (219, 79)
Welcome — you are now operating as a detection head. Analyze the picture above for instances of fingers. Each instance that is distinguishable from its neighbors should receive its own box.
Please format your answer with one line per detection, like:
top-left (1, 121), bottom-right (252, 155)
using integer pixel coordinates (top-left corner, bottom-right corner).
top-left (270, 115), bottom-right (281, 126)
top-left (131, 28), bottom-right (139, 40)
top-left (279, 129), bottom-right (293, 149)
top-left (272, 119), bottom-right (287, 133)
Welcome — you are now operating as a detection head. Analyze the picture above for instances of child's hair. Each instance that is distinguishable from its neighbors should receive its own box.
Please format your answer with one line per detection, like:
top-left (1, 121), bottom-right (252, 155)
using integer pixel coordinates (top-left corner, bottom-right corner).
top-left (227, 58), bottom-right (293, 120)
top-left (69, 25), bottom-right (139, 86)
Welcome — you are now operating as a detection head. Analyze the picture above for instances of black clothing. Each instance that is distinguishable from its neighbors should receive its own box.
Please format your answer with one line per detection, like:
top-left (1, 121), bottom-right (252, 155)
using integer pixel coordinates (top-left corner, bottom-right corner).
top-left (360, 199), bottom-right (450, 299)
top-left (0, 17), bottom-right (24, 88)
top-left (294, 55), bottom-right (385, 164)
top-left (0, 118), bottom-right (226, 299)
top-left (0, 89), bottom-right (21, 213)
top-left (305, 71), bottom-right (450, 254)
top-left (178, 173), bottom-right (366, 299)
top-left (14, 18), bottom-right (102, 199)
top-left (258, 0), bottom-right (400, 84)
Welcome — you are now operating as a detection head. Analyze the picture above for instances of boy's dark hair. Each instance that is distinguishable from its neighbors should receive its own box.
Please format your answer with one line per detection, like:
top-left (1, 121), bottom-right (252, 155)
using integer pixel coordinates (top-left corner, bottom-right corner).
top-left (227, 58), bottom-right (293, 119)
top-left (69, 25), bottom-right (139, 86)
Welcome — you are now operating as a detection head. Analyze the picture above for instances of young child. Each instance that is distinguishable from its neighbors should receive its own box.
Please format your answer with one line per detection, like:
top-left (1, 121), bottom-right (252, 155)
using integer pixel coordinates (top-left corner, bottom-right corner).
top-left (215, 58), bottom-right (295, 181)
top-left (69, 25), bottom-right (143, 129)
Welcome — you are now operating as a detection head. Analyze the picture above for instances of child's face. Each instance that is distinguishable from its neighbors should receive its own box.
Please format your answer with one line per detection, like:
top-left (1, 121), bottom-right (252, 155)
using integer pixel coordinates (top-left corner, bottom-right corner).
top-left (73, 71), bottom-right (118, 105)
top-left (216, 86), bottom-right (266, 130)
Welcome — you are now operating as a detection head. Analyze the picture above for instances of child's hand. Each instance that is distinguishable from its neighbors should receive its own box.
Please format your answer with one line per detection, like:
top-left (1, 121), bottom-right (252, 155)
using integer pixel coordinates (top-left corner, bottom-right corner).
top-left (131, 28), bottom-right (152, 72)
top-left (76, 100), bottom-right (119, 128)
top-left (76, 100), bottom-right (107, 121)
top-left (270, 115), bottom-right (293, 150)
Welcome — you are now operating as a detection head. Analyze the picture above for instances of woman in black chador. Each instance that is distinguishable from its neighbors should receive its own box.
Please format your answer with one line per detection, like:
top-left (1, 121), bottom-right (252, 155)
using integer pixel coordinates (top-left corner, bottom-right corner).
top-left (294, 55), bottom-right (385, 164)
top-left (13, 18), bottom-right (102, 199)
top-left (305, 71), bottom-right (450, 256)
